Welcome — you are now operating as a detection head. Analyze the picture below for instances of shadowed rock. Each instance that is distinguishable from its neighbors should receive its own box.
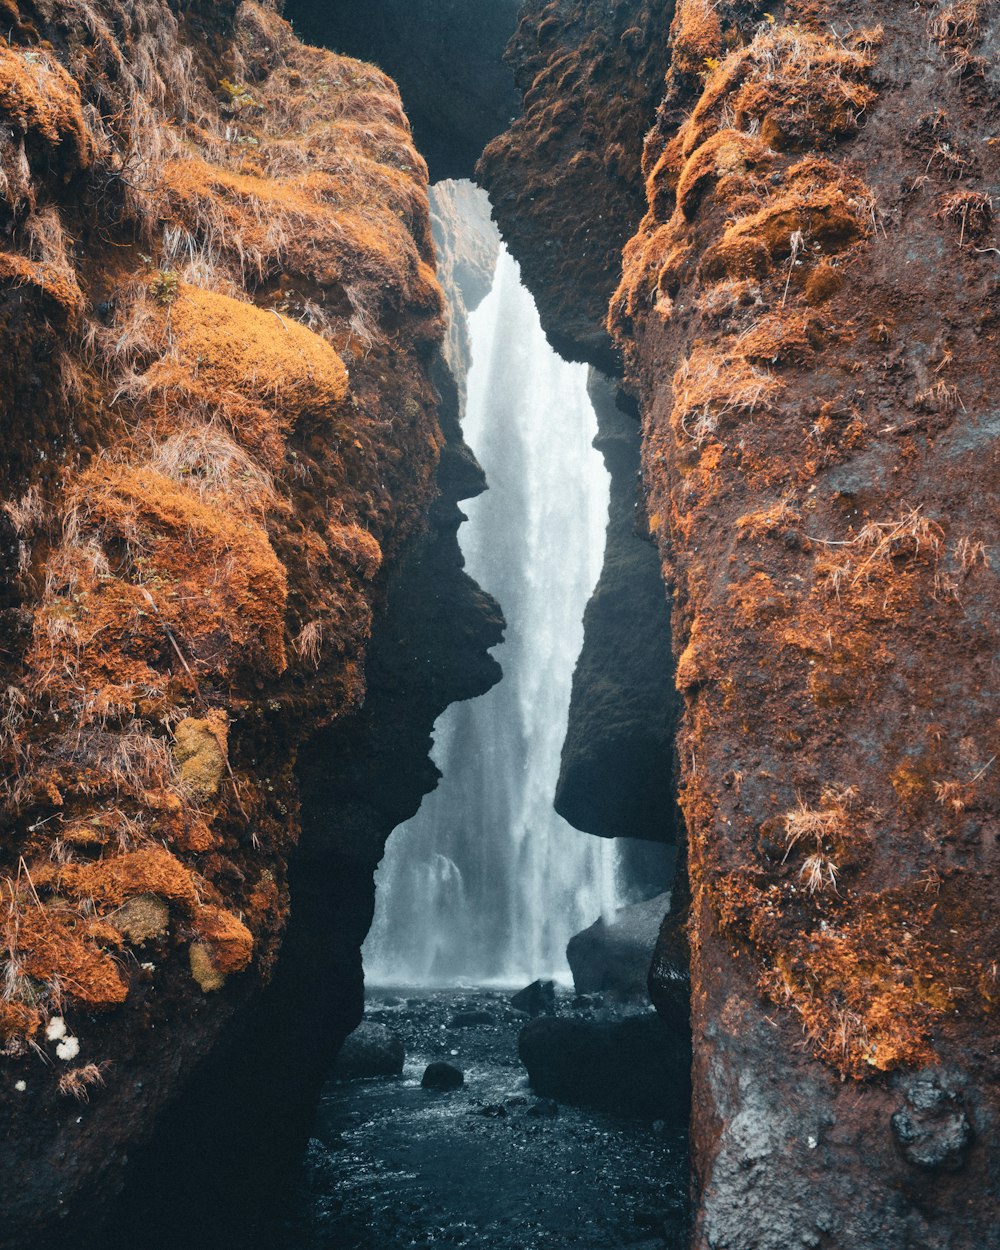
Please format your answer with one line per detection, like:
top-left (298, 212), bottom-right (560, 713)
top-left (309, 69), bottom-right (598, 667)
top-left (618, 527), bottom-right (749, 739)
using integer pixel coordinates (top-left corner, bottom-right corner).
top-left (284, 0), bottom-right (521, 181)
top-left (519, 1014), bottom-right (689, 1119)
top-left (567, 892), bottom-right (669, 1001)
top-left (333, 1022), bottom-right (405, 1081)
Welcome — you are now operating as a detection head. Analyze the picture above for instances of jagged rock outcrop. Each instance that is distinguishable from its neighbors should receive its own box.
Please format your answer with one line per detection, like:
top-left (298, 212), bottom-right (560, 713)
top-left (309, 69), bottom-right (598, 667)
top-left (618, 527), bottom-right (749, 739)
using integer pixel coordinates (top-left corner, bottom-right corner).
top-left (284, 0), bottom-right (522, 182)
top-left (556, 371), bottom-right (679, 844)
top-left (0, 4), bottom-right (501, 1243)
top-left (478, 0), bottom-right (676, 370)
top-left (484, 0), bottom-right (1000, 1245)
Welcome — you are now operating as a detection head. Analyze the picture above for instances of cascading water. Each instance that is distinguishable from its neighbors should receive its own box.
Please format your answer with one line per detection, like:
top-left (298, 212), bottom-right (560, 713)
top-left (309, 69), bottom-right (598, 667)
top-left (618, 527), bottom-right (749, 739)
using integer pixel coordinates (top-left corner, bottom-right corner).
top-left (364, 244), bottom-right (620, 985)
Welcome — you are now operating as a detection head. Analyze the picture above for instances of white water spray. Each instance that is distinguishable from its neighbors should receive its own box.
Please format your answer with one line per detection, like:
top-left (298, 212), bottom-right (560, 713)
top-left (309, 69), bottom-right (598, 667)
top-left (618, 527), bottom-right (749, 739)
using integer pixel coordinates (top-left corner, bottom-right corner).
top-left (364, 245), bottom-right (619, 985)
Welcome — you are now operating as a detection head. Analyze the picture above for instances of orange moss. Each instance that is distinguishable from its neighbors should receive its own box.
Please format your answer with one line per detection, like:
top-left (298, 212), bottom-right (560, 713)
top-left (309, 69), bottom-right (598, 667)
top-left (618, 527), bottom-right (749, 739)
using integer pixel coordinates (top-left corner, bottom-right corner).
top-left (0, 251), bottom-right (84, 327)
top-left (0, 44), bottom-right (94, 172)
top-left (735, 499), bottom-right (801, 540)
top-left (728, 573), bottom-right (791, 627)
top-left (669, 0), bottom-right (724, 80)
top-left (738, 310), bottom-right (826, 365)
top-left (160, 156), bottom-right (436, 318)
top-left (704, 160), bottom-right (869, 281)
top-left (326, 523), bottom-right (383, 580)
top-left (42, 845), bottom-right (199, 910)
top-left (673, 129), bottom-right (772, 220)
top-left (0, 1000), bottom-right (41, 1043)
top-left (143, 284), bottom-right (349, 462)
top-left (676, 24), bottom-right (877, 164)
top-left (803, 260), bottom-right (843, 304)
top-left (671, 342), bottom-right (783, 444)
top-left (9, 902), bottom-right (127, 1007)
top-left (59, 461), bottom-right (288, 677)
top-left (0, 0), bottom-right (448, 1054)
top-left (191, 904), bottom-right (253, 976)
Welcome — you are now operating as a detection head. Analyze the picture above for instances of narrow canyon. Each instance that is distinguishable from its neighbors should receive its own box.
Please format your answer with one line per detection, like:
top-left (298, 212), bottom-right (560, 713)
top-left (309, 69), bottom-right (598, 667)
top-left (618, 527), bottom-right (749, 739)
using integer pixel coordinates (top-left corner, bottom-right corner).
top-left (0, 2), bottom-right (996, 1248)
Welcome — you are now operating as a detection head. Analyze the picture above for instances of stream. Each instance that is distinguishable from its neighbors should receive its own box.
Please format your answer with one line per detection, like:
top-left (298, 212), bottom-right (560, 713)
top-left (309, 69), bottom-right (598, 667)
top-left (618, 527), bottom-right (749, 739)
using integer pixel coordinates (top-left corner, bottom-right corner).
top-left (285, 988), bottom-right (689, 1250)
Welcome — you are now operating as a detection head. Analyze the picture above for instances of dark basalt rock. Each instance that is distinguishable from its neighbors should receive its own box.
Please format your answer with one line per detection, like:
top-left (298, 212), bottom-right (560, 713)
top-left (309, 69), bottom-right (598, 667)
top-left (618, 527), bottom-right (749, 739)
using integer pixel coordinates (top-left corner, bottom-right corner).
top-left (333, 1022), bottom-right (405, 1081)
top-left (555, 374), bottom-right (679, 845)
top-left (478, 0), bottom-right (676, 370)
top-left (519, 1014), bottom-right (689, 1119)
top-left (422, 1061), bottom-right (465, 1091)
top-left (891, 1077), bottom-right (973, 1172)
top-left (284, 0), bottom-right (522, 182)
top-left (646, 907), bottom-right (691, 1035)
top-left (511, 979), bottom-right (556, 1017)
top-left (567, 892), bottom-right (669, 1001)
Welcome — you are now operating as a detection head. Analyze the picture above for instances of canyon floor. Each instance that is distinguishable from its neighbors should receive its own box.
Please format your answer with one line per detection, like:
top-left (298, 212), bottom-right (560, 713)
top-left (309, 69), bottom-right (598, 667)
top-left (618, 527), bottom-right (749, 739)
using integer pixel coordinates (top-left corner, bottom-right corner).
top-left (283, 988), bottom-right (689, 1249)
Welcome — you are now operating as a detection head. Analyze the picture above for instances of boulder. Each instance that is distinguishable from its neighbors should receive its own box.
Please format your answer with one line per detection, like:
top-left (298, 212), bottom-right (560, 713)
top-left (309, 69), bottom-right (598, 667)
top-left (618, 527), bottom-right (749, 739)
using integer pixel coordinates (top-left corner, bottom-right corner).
top-left (510, 979), bottom-right (556, 1017)
top-left (332, 1022), bottom-right (404, 1081)
top-left (567, 892), bottom-right (669, 1000)
top-left (421, 1061), bottom-right (464, 1091)
top-left (519, 1013), bottom-right (689, 1119)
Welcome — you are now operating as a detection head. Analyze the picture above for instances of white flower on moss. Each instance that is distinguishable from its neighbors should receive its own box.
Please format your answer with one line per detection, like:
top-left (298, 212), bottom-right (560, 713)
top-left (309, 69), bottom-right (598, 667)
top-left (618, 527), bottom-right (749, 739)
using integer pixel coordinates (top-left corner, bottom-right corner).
top-left (14, 1080), bottom-right (26, 1092)
top-left (45, 1016), bottom-right (67, 1041)
top-left (55, 1036), bottom-right (80, 1061)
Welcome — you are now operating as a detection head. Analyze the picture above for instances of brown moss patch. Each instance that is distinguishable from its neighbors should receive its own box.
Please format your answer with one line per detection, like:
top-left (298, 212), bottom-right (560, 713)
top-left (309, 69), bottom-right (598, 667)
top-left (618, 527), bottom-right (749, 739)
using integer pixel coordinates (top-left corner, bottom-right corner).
top-left (669, 0), bottom-right (724, 82)
top-left (110, 894), bottom-right (170, 944)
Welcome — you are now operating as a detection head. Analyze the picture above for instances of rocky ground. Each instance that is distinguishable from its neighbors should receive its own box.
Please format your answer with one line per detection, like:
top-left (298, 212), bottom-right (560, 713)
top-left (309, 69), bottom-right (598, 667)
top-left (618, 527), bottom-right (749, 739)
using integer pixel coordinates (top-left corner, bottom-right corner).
top-left (284, 987), bottom-right (689, 1250)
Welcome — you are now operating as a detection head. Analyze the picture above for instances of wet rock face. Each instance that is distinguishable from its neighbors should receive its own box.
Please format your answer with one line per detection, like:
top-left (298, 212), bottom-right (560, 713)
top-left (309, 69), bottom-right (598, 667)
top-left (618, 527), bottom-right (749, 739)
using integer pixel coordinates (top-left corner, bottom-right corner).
top-left (613, 2), bottom-right (1000, 1245)
top-left (422, 1060), bottom-right (465, 1090)
top-left (284, 0), bottom-right (521, 181)
top-left (478, 0), bottom-right (676, 370)
top-left (556, 372), bottom-right (679, 842)
top-left (511, 980), bottom-right (557, 1017)
top-left (891, 1077), bottom-right (972, 1172)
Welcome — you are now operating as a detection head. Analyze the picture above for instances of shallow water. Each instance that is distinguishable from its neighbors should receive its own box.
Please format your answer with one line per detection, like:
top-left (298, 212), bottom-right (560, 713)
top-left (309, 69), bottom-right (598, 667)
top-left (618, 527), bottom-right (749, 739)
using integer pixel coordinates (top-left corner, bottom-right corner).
top-left (285, 988), bottom-right (689, 1250)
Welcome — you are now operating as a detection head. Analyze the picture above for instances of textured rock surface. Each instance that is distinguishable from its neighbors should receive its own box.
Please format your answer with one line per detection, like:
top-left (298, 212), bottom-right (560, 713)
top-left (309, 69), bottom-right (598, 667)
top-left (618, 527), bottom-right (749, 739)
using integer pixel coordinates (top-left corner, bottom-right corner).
top-left (478, 0), bottom-right (676, 370)
top-left (485, 0), bottom-right (1000, 1243)
top-left (556, 371), bottom-right (679, 843)
top-left (284, 0), bottom-right (522, 181)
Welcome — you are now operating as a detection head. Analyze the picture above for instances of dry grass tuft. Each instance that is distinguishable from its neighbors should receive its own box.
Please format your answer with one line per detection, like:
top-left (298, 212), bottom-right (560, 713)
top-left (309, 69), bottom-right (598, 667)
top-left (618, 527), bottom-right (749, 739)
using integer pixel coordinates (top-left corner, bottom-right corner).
top-left (936, 189), bottom-right (994, 245)
top-left (58, 1061), bottom-right (111, 1101)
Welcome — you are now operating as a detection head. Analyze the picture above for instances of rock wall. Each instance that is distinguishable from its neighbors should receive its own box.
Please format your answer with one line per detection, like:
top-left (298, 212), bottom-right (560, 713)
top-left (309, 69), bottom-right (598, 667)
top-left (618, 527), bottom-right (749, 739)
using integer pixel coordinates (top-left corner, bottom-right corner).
top-left (556, 371), bottom-right (679, 846)
top-left (487, 0), bottom-right (1000, 1245)
top-left (478, 0), bottom-right (677, 371)
top-left (0, 4), bottom-right (499, 1242)
top-left (283, 0), bottom-right (522, 182)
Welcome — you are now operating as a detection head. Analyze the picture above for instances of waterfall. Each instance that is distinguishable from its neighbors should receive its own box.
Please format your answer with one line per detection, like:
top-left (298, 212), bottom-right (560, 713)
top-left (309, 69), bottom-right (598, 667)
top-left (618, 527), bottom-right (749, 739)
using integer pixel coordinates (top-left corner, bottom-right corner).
top-left (363, 245), bottom-right (619, 986)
